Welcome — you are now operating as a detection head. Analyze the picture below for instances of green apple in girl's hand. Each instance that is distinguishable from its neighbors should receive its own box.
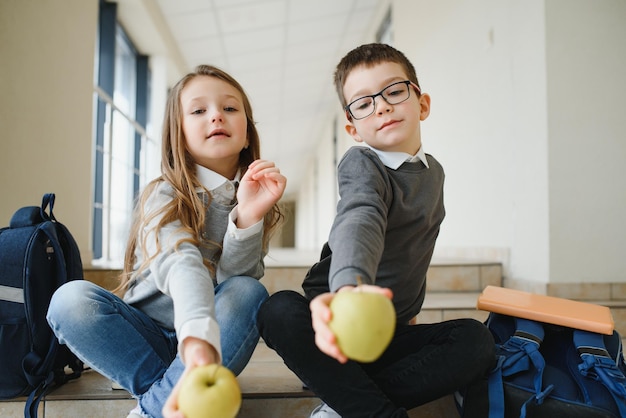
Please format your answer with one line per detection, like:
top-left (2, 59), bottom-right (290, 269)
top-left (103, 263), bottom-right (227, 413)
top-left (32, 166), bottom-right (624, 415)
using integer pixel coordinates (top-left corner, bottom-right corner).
top-left (178, 364), bottom-right (241, 418)
top-left (329, 288), bottom-right (396, 362)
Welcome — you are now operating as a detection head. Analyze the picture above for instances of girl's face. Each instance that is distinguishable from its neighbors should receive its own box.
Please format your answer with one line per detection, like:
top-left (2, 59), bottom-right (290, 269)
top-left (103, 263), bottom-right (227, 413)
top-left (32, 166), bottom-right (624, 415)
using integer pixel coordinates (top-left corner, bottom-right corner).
top-left (180, 75), bottom-right (248, 178)
top-left (342, 62), bottom-right (430, 155)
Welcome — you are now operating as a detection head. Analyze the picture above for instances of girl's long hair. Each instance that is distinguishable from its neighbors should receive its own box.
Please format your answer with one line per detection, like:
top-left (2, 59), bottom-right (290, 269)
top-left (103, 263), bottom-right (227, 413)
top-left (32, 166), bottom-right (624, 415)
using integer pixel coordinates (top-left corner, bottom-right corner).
top-left (115, 65), bottom-right (283, 294)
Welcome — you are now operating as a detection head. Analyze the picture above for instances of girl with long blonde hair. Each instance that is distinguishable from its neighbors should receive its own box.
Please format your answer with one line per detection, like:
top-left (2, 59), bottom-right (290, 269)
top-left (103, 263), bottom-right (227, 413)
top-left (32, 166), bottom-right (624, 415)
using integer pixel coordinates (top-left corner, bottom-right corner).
top-left (47, 65), bottom-right (285, 418)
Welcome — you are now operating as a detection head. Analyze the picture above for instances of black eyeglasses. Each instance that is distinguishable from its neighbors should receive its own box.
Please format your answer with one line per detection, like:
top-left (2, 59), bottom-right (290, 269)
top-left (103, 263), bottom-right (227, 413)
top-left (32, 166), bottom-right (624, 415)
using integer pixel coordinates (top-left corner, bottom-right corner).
top-left (344, 80), bottom-right (420, 120)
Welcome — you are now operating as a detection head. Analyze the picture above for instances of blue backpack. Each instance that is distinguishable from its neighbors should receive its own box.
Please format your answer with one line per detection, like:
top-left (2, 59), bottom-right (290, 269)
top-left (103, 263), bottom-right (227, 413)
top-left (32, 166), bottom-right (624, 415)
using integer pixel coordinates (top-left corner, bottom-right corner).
top-left (463, 312), bottom-right (626, 417)
top-left (0, 193), bottom-right (84, 417)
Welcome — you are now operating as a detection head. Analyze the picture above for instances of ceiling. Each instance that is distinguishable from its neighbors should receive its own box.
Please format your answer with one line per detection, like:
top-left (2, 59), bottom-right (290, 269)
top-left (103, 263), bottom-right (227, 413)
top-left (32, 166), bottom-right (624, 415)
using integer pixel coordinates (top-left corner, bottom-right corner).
top-left (144, 0), bottom-right (389, 197)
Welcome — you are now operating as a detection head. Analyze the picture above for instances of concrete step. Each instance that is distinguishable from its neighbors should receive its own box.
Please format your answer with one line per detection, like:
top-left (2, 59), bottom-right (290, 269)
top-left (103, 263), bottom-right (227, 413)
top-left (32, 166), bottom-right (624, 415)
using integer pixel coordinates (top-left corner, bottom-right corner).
top-left (2, 257), bottom-right (488, 417)
top-left (83, 256), bottom-right (504, 295)
top-left (20, 253), bottom-right (622, 417)
top-left (4, 288), bottom-right (626, 417)
top-left (82, 256), bottom-right (626, 339)
top-left (0, 342), bottom-right (459, 417)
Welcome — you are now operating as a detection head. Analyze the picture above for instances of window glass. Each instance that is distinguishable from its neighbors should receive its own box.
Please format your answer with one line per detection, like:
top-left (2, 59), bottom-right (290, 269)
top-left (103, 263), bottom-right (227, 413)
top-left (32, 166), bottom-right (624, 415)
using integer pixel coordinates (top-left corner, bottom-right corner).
top-left (92, 5), bottom-right (154, 266)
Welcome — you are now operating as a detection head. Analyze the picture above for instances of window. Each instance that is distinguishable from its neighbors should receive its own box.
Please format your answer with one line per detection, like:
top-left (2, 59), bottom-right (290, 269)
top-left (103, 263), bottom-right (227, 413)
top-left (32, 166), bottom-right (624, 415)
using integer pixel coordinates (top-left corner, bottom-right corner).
top-left (92, 1), bottom-right (158, 265)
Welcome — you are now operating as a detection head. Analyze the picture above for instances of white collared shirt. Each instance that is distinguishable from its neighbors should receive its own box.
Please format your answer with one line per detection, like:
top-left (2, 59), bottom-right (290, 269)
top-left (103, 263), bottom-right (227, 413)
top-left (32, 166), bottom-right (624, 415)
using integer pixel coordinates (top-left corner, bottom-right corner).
top-left (196, 164), bottom-right (240, 202)
top-left (195, 164), bottom-right (262, 240)
top-left (364, 144), bottom-right (430, 170)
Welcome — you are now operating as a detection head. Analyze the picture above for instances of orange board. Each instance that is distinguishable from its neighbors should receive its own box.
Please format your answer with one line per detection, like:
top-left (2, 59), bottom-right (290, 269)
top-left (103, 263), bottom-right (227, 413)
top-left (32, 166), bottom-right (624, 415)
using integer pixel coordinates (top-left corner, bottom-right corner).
top-left (477, 285), bottom-right (614, 335)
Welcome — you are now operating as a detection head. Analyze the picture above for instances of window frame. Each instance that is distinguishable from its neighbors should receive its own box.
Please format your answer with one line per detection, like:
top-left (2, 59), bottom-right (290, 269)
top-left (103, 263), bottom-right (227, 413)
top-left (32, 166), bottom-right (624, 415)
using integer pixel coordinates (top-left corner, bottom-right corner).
top-left (92, 1), bottom-right (154, 265)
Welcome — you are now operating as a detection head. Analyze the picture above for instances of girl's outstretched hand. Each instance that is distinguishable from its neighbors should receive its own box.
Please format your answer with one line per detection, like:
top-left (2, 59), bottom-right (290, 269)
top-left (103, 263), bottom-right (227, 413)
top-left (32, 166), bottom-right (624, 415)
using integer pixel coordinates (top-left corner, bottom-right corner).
top-left (162, 337), bottom-right (219, 418)
top-left (236, 159), bottom-right (286, 228)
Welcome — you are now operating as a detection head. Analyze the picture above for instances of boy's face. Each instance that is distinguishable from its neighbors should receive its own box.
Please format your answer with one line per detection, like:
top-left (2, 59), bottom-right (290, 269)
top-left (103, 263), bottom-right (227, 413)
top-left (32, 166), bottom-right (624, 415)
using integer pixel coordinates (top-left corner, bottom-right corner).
top-left (342, 62), bottom-right (430, 155)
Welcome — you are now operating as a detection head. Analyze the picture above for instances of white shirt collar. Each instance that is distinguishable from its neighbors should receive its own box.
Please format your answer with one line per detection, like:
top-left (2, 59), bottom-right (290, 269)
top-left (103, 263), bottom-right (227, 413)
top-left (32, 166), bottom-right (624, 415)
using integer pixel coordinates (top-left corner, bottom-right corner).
top-left (364, 144), bottom-right (429, 170)
top-left (196, 164), bottom-right (241, 191)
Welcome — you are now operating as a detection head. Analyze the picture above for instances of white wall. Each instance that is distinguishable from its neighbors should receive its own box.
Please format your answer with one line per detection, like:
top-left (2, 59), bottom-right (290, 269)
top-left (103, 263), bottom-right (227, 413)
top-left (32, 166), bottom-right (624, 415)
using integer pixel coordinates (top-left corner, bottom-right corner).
top-left (545, 0), bottom-right (626, 283)
top-left (393, 0), bottom-right (551, 282)
top-left (0, 0), bottom-right (99, 263)
top-left (391, 0), bottom-right (625, 283)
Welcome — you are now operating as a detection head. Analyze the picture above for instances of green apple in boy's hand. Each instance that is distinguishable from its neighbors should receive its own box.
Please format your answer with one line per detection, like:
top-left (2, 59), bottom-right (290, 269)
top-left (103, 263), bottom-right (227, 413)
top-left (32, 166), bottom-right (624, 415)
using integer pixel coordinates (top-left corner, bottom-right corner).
top-left (178, 364), bottom-right (241, 418)
top-left (329, 286), bottom-right (396, 362)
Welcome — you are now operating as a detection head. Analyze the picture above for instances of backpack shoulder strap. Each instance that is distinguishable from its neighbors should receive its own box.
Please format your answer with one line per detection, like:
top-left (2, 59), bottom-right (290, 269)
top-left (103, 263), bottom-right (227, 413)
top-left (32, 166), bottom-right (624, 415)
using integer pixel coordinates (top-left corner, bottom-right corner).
top-left (23, 360), bottom-right (55, 418)
top-left (52, 221), bottom-right (83, 280)
top-left (487, 316), bottom-right (553, 418)
top-left (23, 362), bottom-right (82, 418)
top-left (573, 330), bottom-right (626, 416)
top-left (43, 193), bottom-right (83, 281)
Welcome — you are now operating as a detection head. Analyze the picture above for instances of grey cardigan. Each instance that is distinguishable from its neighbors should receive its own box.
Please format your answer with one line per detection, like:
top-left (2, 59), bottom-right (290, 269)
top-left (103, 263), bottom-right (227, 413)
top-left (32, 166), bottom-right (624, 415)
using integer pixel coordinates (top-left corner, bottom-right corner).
top-left (123, 180), bottom-right (265, 358)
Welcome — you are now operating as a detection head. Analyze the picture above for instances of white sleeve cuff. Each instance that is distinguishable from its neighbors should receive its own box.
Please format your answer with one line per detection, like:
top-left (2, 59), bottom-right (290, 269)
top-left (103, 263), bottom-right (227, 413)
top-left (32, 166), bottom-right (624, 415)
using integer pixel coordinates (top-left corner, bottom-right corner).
top-left (178, 316), bottom-right (222, 365)
top-left (228, 205), bottom-right (263, 240)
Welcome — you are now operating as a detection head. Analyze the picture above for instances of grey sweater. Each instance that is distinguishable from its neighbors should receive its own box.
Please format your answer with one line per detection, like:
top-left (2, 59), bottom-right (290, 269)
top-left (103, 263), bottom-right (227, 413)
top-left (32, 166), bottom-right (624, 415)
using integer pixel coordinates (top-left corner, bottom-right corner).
top-left (303, 146), bottom-right (445, 323)
top-left (123, 180), bottom-right (265, 357)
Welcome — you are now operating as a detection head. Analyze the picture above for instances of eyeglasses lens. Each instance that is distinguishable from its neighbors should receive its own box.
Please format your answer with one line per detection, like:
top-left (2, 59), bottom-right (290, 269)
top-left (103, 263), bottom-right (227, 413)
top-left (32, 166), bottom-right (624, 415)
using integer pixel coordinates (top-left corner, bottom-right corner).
top-left (348, 81), bottom-right (411, 120)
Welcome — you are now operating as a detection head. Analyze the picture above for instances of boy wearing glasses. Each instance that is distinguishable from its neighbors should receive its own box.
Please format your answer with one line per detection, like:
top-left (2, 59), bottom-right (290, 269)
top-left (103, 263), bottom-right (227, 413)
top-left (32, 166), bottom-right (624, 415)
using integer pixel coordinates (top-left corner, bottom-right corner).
top-left (257, 43), bottom-right (494, 417)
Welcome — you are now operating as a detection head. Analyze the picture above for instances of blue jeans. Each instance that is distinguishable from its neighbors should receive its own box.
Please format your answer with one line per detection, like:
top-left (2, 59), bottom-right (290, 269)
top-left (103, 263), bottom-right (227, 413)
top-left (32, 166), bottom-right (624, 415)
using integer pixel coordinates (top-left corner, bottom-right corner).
top-left (47, 276), bottom-right (268, 418)
top-left (257, 290), bottom-right (495, 418)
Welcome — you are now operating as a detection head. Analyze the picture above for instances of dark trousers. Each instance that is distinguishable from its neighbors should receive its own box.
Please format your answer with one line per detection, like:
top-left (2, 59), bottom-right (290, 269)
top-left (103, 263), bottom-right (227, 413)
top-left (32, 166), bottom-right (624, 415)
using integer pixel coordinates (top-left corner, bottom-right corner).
top-left (257, 290), bottom-right (495, 418)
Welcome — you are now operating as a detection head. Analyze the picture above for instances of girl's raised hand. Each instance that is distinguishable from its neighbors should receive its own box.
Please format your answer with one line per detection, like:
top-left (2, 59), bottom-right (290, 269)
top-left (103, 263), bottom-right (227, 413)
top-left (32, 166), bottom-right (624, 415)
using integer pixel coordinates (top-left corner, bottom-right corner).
top-left (236, 159), bottom-right (286, 228)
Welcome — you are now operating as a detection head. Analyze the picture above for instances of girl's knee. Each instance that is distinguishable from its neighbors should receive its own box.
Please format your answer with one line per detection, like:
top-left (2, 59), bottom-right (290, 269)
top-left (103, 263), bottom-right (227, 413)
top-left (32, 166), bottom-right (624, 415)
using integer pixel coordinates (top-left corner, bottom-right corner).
top-left (244, 276), bottom-right (269, 302)
top-left (49, 281), bottom-right (87, 313)
top-left (47, 281), bottom-right (103, 325)
top-left (215, 277), bottom-right (269, 323)
top-left (221, 276), bottom-right (269, 304)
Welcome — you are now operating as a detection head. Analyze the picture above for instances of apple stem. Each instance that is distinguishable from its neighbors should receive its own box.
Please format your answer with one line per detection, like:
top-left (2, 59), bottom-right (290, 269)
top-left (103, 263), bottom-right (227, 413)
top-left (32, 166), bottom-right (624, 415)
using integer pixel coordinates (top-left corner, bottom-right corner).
top-left (356, 275), bottom-right (363, 287)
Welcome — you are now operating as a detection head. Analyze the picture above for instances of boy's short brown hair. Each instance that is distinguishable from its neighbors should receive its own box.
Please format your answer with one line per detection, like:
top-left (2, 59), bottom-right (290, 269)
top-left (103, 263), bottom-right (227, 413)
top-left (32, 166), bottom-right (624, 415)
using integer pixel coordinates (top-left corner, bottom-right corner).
top-left (333, 43), bottom-right (420, 107)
